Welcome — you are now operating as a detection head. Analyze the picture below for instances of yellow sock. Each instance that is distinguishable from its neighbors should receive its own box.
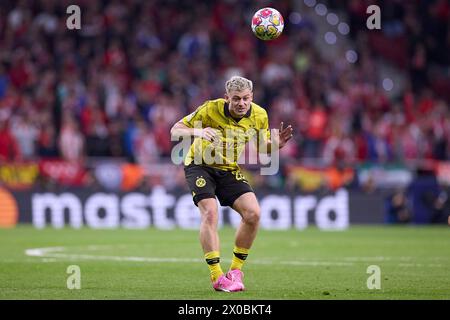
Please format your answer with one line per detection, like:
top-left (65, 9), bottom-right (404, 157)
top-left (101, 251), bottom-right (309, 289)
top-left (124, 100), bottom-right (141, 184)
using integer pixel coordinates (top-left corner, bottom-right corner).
top-left (205, 251), bottom-right (224, 282)
top-left (230, 246), bottom-right (249, 270)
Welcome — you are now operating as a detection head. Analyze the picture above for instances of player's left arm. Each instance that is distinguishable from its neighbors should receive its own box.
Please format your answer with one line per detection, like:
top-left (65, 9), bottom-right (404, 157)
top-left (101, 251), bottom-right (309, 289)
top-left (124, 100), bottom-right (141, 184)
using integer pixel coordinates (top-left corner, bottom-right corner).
top-left (258, 117), bottom-right (293, 153)
top-left (267, 122), bottom-right (293, 153)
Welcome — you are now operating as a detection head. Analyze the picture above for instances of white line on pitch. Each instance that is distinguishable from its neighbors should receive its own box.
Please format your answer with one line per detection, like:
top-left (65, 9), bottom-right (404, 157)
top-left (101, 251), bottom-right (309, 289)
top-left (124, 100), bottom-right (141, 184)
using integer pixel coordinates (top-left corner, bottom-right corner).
top-left (24, 246), bottom-right (445, 268)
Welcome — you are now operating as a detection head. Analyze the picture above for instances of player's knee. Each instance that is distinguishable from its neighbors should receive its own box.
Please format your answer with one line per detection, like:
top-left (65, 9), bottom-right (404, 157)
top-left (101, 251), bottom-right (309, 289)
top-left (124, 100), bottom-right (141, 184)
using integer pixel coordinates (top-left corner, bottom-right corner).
top-left (242, 207), bottom-right (260, 226)
top-left (200, 208), bottom-right (218, 226)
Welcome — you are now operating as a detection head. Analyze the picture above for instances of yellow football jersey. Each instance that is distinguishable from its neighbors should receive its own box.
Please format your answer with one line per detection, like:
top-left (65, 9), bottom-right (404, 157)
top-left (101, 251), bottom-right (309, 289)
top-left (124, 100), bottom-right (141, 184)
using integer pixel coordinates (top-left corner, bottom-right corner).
top-left (181, 98), bottom-right (270, 171)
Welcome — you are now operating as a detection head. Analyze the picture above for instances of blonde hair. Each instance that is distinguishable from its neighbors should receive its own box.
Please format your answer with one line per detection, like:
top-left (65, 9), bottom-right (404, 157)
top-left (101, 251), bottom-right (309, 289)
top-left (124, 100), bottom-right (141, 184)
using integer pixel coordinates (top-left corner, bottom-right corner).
top-left (225, 76), bottom-right (253, 95)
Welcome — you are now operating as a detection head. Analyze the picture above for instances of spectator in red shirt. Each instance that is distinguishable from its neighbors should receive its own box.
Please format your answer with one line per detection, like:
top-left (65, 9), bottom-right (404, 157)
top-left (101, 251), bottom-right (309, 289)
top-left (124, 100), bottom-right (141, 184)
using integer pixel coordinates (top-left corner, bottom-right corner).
top-left (0, 119), bottom-right (20, 161)
top-left (304, 103), bottom-right (328, 159)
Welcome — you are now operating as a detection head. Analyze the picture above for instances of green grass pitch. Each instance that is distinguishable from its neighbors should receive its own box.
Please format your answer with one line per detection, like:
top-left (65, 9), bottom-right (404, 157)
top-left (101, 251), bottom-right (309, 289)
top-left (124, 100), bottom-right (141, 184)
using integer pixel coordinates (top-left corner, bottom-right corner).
top-left (0, 225), bottom-right (449, 299)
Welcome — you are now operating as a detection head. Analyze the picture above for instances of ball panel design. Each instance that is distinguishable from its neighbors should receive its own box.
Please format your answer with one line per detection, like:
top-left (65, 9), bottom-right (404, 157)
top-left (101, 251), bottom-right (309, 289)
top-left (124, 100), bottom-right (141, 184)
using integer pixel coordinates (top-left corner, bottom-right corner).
top-left (251, 7), bottom-right (284, 41)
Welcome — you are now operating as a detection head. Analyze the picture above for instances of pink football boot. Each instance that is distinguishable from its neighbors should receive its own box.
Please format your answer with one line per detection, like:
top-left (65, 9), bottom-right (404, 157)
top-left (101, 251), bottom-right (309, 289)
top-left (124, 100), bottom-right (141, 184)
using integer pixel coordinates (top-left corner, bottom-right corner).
top-left (212, 274), bottom-right (244, 292)
top-left (226, 269), bottom-right (245, 291)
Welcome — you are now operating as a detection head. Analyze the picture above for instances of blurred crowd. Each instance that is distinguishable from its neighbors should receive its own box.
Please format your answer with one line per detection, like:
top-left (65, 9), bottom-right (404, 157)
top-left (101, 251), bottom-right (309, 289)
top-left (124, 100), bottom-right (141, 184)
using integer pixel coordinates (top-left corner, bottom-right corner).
top-left (0, 0), bottom-right (450, 171)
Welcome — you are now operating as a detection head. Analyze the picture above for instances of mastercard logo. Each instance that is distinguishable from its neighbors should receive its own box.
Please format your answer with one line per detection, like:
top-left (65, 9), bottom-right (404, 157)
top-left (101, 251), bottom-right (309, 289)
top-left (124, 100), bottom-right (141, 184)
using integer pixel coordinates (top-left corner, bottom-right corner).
top-left (0, 187), bottom-right (18, 228)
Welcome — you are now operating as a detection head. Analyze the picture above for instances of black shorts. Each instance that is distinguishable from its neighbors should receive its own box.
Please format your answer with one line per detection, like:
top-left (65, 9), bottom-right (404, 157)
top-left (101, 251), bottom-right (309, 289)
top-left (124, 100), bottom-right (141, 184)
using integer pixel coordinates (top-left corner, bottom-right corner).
top-left (184, 164), bottom-right (254, 207)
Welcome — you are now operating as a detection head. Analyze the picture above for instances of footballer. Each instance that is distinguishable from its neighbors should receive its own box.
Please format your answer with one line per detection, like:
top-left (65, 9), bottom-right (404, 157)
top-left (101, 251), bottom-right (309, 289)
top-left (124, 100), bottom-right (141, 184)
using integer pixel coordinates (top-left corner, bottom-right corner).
top-left (170, 76), bottom-right (293, 292)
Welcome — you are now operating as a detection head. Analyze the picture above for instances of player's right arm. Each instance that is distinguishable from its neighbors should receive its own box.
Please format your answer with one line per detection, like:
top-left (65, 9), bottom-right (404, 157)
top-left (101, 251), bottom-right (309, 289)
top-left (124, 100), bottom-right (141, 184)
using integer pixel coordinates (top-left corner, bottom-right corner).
top-left (170, 102), bottom-right (218, 142)
top-left (170, 122), bottom-right (218, 142)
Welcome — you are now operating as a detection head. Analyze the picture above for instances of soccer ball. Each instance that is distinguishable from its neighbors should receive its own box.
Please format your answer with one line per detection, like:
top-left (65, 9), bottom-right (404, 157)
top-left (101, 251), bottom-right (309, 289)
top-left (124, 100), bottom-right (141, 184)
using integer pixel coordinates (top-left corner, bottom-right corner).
top-left (251, 7), bottom-right (284, 41)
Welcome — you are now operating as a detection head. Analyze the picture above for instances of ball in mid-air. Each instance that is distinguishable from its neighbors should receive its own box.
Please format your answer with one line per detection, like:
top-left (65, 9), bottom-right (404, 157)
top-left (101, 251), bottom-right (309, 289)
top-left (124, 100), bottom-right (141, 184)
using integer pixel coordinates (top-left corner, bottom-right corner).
top-left (251, 7), bottom-right (284, 41)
